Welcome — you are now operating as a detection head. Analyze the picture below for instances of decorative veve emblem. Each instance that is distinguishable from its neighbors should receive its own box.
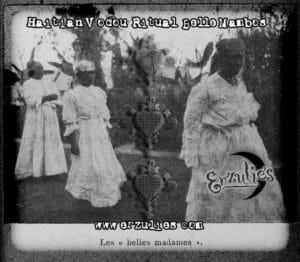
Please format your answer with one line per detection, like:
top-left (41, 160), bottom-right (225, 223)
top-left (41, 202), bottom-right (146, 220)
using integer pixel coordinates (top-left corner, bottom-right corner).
top-left (123, 159), bottom-right (177, 220)
top-left (121, 97), bottom-right (177, 153)
top-left (136, 110), bottom-right (164, 137)
top-left (120, 35), bottom-right (178, 221)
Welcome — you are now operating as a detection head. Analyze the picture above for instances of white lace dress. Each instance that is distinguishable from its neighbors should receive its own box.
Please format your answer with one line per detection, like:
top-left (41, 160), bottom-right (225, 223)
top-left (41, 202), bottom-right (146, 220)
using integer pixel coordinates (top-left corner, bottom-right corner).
top-left (180, 73), bottom-right (285, 222)
top-left (15, 78), bottom-right (67, 179)
top-left (62, 84), bottom-right (126, 207)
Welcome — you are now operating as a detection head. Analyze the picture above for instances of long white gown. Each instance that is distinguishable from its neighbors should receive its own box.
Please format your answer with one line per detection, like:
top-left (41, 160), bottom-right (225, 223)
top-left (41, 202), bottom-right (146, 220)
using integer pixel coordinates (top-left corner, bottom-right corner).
top-left (63, 84), bottom-right (126, 207)
top-left (15, 78), bottom-right (67, 179)
top-left (180, 72), bottom-right (285, 222)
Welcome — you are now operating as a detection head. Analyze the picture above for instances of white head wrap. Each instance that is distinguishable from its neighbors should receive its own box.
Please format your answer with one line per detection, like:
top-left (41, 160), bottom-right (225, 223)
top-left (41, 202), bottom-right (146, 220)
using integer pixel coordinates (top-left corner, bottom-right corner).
top-left (74, 60), bottom-right (95, 73)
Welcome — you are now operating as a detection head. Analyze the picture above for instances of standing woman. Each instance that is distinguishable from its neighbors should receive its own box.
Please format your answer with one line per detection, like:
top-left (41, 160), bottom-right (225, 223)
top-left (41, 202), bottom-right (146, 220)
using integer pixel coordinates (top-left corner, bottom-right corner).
top-left (15, 61), bottom-right (67, 179)
top-left (63, 60), bottom-right (126, 207)
top-left (180, 39), bottom-right (285, 222)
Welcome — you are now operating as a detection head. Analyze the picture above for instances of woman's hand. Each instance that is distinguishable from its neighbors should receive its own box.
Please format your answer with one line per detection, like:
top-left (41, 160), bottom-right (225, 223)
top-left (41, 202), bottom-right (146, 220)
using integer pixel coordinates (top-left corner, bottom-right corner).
top-left (70, 129), bottom-right (80, 156)
top-left (235, 116), bottom-right (244, 126)
top-left (71, 141), bottom-right (80, 156)
top-left (104, 119), bottom-right (112, 129)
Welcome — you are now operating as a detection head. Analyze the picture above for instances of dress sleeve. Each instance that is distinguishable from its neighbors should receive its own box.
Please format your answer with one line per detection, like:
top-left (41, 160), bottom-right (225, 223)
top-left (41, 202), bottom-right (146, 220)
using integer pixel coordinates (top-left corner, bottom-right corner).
top-left (243, 92), bottom-right (260, 122)
top-left (62, 91), bottom-right (78, 136)
top-left (180, 79), bottom-right (234, 168)
top-left (180, 83), bottom-right (210, 166)
top-left (97, 88), bottom-right (111, 123)
top-left (49, 82), bottom-right (63, 106)
top-left (201, 84), bottom-right (245, 129)
top-left (11, 82), bottom-right (24, 106)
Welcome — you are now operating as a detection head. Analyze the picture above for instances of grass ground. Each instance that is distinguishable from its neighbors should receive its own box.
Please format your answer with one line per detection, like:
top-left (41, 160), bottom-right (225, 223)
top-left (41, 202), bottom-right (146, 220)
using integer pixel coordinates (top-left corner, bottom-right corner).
top-left (14, 153), bottom-right (191, 223)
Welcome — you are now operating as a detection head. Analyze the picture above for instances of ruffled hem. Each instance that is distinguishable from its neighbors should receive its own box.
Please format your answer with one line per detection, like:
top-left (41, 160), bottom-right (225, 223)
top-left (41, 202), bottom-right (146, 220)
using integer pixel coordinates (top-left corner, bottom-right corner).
top-left (15, 172), bottom-right (33, 180)
top-left (15, 171), bottom-right (65, 180)
top-left (66, 186), bottom-right (122, 208)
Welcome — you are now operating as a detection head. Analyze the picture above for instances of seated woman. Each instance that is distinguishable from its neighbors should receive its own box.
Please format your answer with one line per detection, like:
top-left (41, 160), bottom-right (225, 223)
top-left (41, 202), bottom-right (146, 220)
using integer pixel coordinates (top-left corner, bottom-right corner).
top-left (180, 39), bottom-right (285, 222)
top-left (15, 61), bottom-right (67, 179)
top-left (62, 60), bottom-right (126, 208)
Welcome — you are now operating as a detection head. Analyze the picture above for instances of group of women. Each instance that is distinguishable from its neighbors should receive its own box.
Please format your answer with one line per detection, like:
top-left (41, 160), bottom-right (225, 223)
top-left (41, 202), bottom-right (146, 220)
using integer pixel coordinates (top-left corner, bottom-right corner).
top-left (15, 59), bottom-right (126, 208)
top-left (14, 38), bottom-right (285, 222)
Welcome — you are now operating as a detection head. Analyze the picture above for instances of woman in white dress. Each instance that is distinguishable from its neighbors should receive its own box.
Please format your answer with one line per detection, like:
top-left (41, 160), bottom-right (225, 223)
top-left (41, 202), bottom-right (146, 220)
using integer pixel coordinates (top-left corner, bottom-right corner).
top-left (180, 39), bottom-right (285, 222)
top-left (15, 61), bottom-right (67, 179)
top-left (63, 60), bottom-right (126, 208)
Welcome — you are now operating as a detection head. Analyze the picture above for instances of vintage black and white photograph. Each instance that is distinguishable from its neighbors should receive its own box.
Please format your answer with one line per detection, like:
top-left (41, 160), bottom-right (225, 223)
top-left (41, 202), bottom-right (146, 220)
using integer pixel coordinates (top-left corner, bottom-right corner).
top-left (2, 1), bottom-right (299, 258)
